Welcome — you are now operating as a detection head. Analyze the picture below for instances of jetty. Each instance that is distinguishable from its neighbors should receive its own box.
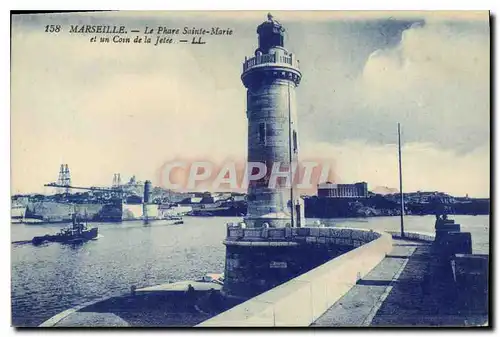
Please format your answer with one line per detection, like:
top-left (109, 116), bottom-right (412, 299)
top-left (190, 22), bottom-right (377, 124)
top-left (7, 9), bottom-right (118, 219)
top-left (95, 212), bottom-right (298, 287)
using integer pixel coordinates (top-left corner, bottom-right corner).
top-left (39, 216), bottom-right (488, 327)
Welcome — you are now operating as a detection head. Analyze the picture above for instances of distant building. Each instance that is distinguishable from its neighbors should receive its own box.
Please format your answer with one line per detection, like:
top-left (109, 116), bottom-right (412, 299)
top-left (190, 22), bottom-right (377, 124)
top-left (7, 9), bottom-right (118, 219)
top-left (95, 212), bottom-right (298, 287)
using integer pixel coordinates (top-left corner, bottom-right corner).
top-left (317, 182), bottom-right (368, 198)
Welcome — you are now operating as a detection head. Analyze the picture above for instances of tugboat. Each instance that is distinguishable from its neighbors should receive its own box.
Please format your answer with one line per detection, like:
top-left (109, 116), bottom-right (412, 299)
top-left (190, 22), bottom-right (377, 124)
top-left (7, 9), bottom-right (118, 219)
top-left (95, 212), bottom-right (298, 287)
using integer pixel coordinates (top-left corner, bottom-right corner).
top-left (32, 212), bottom-right (98, 245)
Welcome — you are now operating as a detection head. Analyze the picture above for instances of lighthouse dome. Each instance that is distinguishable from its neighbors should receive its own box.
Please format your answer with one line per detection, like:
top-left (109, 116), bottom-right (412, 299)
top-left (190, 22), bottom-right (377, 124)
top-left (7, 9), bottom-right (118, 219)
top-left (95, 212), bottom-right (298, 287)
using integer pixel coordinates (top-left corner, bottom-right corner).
top-left (256, 13), bottom-right (285, 54)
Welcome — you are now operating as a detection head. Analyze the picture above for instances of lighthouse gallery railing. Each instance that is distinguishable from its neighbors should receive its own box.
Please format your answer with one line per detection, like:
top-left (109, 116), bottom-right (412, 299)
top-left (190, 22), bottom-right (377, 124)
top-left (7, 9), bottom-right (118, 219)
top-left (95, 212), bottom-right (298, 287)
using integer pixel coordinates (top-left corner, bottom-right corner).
top-left (243, 53), bottom-right (300, 72)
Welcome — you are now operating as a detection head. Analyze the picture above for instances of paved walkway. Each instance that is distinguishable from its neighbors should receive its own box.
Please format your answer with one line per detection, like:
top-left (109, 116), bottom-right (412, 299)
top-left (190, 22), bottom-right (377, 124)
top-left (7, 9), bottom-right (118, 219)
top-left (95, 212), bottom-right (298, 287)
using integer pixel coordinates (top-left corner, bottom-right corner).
top-left (312, 238), bottom-right (488, 327)
top-left (311, 238), bottom-right (421, 327)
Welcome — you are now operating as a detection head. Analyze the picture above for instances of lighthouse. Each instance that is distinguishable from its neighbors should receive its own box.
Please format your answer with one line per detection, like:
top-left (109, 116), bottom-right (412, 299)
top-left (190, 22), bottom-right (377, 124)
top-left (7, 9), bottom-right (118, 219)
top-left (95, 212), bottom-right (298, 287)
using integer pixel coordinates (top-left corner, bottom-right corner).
top-left (241, 14), bottom-right (304, 228)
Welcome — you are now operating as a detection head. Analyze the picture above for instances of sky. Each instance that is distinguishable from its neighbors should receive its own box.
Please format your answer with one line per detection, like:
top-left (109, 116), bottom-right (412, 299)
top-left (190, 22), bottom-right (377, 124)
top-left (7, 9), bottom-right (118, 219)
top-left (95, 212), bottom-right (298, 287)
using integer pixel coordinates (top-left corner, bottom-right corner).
top-left (11, 11), bottom-right (490, 197)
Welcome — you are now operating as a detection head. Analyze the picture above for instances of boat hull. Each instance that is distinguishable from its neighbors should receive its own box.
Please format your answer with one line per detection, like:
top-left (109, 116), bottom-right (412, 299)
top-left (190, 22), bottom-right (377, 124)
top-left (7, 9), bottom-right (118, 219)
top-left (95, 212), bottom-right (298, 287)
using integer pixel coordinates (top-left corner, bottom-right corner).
top-left (32, 228), bottom-right (98, 245)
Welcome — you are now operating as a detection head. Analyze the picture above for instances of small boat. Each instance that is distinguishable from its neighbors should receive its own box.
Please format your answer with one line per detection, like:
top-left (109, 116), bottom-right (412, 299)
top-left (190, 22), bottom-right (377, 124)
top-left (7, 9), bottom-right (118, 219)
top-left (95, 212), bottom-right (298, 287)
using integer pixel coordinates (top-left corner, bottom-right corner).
top-left (32, 213), bottom-right (98, 245)
top-left (133, 273), bottom-right (224, 295)
top-left (198, 273), bottom-right (224, 285)
top-left (163, 215), bottom-right (184, 225)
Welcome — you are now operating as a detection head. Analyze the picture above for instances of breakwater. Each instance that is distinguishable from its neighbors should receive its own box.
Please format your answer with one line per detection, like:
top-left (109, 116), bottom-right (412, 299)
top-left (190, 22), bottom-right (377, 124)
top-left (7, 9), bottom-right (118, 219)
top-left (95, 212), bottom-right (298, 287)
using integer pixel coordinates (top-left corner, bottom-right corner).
top-left (201, 217), bottom-right (488, 327)
top-left (223, 225), bottom-right (391, 299)
top-left (201, 229), bottom-right (488, 327)
top-left (202, 227), bottom-right (392, 326)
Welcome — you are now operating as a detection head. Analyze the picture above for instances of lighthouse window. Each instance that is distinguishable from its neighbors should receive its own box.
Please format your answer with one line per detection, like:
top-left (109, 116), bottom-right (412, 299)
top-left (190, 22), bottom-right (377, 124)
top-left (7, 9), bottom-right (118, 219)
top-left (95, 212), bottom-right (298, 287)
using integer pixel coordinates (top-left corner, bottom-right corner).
top-left (293, 130), bottom-right (298, 153)
top-left (259, 123), bottom-right (266, 144)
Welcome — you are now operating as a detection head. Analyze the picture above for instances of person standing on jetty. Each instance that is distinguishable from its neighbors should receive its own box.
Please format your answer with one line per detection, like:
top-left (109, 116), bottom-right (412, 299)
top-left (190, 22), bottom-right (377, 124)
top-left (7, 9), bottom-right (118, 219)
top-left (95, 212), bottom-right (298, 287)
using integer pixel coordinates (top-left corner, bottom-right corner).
top-left (184, 284), bottom-right (196, 312)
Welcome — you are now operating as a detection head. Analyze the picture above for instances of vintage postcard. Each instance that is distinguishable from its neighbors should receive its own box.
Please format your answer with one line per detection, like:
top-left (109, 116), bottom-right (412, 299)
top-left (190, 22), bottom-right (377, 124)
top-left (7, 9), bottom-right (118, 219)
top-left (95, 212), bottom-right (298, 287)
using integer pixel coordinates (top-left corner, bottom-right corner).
top-left (10, 10), bottom-right (490, 327)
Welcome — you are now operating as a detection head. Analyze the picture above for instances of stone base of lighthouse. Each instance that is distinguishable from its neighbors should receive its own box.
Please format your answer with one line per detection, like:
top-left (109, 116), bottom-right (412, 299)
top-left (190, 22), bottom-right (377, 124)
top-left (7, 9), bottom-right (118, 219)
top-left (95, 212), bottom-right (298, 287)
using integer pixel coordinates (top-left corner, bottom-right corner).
top-left (244, 193), bottom-right (306, 228)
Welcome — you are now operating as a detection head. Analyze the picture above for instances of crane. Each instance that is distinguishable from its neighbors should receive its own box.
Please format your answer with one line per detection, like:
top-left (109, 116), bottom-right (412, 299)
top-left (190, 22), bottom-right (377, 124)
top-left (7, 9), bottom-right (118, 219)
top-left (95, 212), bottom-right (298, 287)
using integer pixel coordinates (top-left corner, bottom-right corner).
top-left (44, 182), bottom-right (125, 194)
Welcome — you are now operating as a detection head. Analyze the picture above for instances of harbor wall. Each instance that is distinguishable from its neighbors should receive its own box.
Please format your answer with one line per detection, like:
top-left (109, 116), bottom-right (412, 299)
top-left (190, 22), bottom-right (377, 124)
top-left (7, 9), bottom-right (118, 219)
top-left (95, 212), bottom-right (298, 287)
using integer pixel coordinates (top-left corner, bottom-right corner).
top-left (25, 202), bottom-right (100, 222)
top-left (201, 228), bottom-right (391, 326)
top-left (24, 201), bottom-right (163, 222)
top-left (24, 201), bottom-right (123, 222)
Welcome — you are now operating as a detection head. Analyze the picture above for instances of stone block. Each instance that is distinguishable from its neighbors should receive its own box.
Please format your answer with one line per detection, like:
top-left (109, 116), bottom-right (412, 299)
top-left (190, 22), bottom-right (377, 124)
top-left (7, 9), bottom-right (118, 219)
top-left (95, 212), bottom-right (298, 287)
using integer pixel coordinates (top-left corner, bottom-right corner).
top-left (306, 236), bottom-right (317, 244)
top-left (269, 229), bottom-right (284, 238)
top-left (234, 229), bottom-right (244, 238)
top-left (351, 230), bottom-right (366, 240)
top-left (331, 229), bottom-right (347, 238)
top-left (309, 227), bottom-right (320, 237)
top-left (352, 240), bottom-right (363, 248)
top-left (437, 231), bottom-right (473, 256)
top-left (318, 227), bottom-right (329, 237)
top-left (244, 229), bottom-right (262, 238)
top-left (340, 229), bottom-right (352, 239)
top-left (226, 258), bottom-right (240, 269)
top-left (294, 236), bottom-right (306, 242)
top-left (452, 254), bottom-right (488, 313)
top-left (297, 227), bottom-right (310, 237)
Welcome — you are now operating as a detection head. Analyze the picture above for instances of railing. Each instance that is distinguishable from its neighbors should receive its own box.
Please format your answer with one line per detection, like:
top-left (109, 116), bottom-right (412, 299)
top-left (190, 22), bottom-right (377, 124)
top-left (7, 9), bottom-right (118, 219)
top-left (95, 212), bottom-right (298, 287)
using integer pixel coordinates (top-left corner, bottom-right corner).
top-left (243, 53), bottom-right (300, 72)
top-left (225, 223), bottom-right (381, 246)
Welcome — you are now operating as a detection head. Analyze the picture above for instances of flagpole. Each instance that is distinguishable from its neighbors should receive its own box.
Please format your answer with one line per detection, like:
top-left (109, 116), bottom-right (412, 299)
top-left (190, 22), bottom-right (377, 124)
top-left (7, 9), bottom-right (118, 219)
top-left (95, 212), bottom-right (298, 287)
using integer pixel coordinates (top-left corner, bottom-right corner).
top-left (398, 123), bottom-right (405, 238)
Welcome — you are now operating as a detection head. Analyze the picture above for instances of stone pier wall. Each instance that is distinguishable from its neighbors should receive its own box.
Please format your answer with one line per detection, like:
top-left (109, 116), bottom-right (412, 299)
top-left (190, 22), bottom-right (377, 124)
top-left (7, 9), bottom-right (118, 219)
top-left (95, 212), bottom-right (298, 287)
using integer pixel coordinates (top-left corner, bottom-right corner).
top-left (223, 225), bottom-right (387, 299)
top-left (200, 227), bottom-right (392, 327)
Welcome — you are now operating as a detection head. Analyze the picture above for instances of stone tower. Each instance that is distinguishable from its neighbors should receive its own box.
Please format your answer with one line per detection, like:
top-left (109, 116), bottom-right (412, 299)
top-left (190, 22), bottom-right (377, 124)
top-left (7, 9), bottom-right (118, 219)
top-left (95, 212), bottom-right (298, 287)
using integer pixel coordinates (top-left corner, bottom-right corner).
top-left (241, 14), bottom-right (304, 228)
